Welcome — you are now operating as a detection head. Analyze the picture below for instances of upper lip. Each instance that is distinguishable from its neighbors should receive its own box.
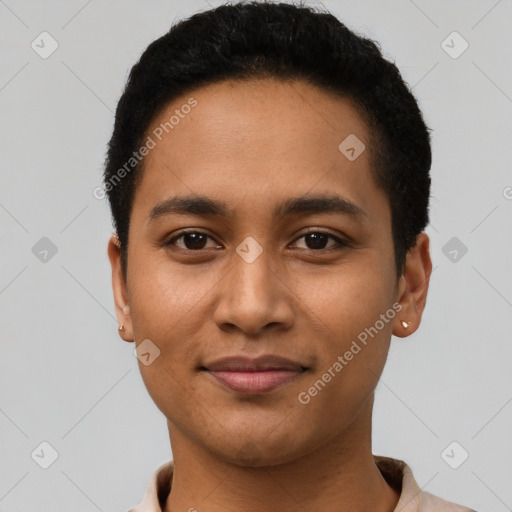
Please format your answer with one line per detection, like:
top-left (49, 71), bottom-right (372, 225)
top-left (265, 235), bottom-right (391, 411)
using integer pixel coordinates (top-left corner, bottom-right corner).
top-left (203, 355), bottom-right (306, 372)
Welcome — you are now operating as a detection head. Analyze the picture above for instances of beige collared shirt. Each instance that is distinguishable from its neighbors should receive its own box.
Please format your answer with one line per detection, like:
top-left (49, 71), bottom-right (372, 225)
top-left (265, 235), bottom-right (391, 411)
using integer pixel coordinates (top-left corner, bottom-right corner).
top-left (129, 455), bottom-right (477, 512)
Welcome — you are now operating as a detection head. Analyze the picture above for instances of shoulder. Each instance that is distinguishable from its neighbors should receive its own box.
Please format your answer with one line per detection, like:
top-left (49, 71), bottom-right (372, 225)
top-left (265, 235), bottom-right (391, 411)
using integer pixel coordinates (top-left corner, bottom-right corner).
top-left (129, 460), bottom-right (174, 512)
top-left (419, 490), bottom-right (479, 512)
top-left (374, 455), bottom-right (478, 512)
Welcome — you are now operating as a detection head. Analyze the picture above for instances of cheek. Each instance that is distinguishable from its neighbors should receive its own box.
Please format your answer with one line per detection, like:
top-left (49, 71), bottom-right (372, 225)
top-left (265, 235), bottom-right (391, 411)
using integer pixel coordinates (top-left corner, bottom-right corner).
top-left (297, 256), bottom-right (394, 338)
top-left (128, 249), bottom-right (216, 338)
top-left (295, 258), bottom-right (395, 391)
top-left (127, 264), bottom-right (211, 398)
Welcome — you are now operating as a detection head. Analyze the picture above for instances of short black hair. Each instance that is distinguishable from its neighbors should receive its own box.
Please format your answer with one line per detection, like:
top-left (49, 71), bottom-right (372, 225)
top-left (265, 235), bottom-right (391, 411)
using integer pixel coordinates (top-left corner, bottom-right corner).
top-left (104, 0), bottom-right (432, 280)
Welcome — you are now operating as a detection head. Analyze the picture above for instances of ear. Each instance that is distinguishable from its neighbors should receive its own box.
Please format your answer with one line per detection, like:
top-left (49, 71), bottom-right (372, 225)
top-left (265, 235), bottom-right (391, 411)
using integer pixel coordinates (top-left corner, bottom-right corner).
top-left (392, 232), bottom-right (432, 338)
top-left (107, 233), bottom-right (134, 342)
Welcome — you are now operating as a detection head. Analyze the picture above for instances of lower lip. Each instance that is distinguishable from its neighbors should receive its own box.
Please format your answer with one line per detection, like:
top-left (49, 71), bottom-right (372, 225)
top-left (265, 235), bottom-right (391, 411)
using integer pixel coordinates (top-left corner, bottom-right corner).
top-left (206, 370), bottom-right (304, 394)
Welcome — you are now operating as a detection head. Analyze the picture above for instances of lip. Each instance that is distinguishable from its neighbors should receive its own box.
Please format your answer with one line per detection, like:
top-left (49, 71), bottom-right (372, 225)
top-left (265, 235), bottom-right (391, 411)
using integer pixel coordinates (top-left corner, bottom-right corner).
top-left (202, 355), bottom-right (307, 395)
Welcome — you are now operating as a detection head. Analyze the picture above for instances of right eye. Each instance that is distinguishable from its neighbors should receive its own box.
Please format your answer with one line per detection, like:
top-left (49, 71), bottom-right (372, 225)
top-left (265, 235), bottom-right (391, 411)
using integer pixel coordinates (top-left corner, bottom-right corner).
top-left (166, 231), bottom-right (222, 251)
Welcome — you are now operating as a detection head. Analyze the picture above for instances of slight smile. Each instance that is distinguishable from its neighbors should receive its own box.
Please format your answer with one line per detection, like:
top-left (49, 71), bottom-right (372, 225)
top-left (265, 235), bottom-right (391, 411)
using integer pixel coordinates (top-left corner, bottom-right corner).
top-left (201, 355), bottom-right (308, 395)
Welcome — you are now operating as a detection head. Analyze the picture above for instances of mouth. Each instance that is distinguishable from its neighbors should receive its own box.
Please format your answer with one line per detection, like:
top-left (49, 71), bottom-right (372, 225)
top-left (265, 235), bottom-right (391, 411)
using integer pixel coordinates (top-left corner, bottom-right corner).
top-left (201, 355), bottom-right (308, 395)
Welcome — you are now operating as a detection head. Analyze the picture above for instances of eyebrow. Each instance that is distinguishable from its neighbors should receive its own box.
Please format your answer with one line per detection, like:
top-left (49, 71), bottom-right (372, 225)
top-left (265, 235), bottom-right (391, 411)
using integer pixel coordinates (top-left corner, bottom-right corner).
top-left (148, 194), bottom-right (367, 222)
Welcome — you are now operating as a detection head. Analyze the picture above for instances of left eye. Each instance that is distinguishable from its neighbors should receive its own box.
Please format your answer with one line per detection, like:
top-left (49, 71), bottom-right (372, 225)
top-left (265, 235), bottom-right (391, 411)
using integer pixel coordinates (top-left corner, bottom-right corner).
top-left (291, 232), bottom-right (346, 250)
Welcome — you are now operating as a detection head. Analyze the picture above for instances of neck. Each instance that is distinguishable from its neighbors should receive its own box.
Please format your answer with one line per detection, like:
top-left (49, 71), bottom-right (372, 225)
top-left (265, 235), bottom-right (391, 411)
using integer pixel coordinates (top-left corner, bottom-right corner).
top-left (164, 396), bottom-right (399, 512)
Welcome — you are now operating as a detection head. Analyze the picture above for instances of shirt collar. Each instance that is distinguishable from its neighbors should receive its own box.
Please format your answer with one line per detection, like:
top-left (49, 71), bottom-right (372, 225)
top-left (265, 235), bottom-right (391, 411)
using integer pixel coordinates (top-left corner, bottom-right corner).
top-left (129, 455), bottom-right (465, 512)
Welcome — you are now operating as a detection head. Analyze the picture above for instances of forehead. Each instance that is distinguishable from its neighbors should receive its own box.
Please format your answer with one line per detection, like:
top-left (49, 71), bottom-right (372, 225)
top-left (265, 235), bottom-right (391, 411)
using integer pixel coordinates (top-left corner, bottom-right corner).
top-left (132, 78), bottom-right (387, 224)
top-left (146, 78), bottom-right (370, 159)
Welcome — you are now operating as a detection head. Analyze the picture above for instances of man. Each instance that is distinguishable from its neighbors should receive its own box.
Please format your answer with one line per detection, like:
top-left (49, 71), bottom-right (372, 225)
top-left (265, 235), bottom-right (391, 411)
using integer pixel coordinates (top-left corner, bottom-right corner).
top-left (104, 2), bottom-right (477, 510)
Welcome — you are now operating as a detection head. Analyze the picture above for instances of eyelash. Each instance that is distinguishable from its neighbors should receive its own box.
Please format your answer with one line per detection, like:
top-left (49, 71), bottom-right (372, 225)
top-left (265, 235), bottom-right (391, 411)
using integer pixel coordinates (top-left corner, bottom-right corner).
top-left (165, 229), bottom-right (349, 253)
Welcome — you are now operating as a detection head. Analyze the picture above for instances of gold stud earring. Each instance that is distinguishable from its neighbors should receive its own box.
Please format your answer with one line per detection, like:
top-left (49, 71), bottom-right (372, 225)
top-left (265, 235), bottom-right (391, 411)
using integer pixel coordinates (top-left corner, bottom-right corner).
top-left (118, 324), bottom-right (125, 331)
top-left (401, 320), bottom-right (411, 329)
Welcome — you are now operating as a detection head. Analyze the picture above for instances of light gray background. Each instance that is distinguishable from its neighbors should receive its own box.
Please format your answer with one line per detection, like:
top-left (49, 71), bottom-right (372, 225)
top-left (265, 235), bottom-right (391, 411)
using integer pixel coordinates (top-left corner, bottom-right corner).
top-left (1, 0), bottom-right (511, 511)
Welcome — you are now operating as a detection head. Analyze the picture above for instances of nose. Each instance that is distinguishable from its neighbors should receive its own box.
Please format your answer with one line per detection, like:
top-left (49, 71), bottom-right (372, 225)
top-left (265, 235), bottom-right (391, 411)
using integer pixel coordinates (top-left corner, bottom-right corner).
top-left (212, 245), bottom-right (295, 336)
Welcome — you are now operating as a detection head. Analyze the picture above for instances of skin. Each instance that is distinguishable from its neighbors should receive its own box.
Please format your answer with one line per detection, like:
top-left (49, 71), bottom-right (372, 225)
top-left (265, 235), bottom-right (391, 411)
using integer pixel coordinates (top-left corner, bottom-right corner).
top-left (108, 78), bottom-right (432, 512)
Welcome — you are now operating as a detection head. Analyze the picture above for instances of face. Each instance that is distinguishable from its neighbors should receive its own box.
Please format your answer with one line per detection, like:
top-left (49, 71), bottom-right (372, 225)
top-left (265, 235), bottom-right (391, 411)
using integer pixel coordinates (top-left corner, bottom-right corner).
top-left (109, 78), bottom-right (431, 466)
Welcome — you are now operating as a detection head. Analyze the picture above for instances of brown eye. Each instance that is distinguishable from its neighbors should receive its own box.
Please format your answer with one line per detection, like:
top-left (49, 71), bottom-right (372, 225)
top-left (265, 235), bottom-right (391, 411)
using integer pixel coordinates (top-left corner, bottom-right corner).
top-left (167, 232), bottom-right (219, 250)
top-left (303, 232), bottom-right (330, 250)
top-left (291, 231), bottom-right (347, 251)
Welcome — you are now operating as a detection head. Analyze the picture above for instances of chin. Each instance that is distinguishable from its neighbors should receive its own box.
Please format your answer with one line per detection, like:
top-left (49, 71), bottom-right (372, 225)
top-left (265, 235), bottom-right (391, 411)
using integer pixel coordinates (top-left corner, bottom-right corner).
top-left (212, 435), bottom-right (309, 469)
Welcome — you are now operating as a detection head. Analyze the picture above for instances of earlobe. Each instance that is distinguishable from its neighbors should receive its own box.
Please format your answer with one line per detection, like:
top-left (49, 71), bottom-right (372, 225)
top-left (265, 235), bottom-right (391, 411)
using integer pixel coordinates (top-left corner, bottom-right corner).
top-left (392, 232), bottom-right (432, 339)
top-left (107, 233), bottom-right (134, 343)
